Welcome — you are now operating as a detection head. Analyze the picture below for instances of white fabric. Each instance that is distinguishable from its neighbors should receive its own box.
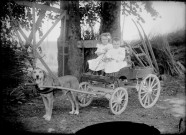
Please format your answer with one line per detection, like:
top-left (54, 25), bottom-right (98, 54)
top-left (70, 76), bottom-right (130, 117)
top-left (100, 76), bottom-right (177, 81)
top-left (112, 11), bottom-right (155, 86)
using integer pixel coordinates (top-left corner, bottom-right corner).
top-left (88, 43), bottom-right (113, 71)
top-left (104, 47), bottom-right (128, 73)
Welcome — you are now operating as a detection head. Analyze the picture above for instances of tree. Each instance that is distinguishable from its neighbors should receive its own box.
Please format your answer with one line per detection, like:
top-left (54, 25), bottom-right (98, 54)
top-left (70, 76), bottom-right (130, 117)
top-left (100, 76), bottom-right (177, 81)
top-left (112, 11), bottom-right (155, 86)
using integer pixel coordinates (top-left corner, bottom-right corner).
top-left (79, 1), bottom-right (160, 39)
top-left (79, 1), bottom-right (101, 40)
top-left (100, 1), bottom-right (121, 38)
top-left (66, 1), bottom-right (84, 79)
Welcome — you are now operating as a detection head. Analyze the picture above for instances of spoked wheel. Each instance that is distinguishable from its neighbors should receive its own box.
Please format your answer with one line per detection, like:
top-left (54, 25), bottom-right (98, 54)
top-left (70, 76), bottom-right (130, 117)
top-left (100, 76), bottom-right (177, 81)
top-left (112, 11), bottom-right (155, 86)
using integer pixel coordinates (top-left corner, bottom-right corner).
top-left (138, 74), bottom-right (161, 108)
top-left (77, 82), bottom-right (93, 107)
top-left (109, 87), bottom-right (128, 115)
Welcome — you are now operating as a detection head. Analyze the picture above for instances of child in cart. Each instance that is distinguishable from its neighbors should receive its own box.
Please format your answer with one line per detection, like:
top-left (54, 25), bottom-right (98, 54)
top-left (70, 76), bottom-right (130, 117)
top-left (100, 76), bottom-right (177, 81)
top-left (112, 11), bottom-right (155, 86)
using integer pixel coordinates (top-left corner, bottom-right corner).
top-left (88, 32), bottom-right (113, 74)
top-left (103, 37), bottom-right (128, 76)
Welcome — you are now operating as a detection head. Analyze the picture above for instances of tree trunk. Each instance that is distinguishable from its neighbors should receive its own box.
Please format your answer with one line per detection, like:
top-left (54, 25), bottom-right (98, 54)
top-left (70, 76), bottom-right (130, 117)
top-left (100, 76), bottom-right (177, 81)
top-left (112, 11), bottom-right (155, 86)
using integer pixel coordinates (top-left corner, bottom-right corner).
top-left (57, 0), bottom-right (69, 77)
top-left (67, 1), bottom-right (83, 80)
top-left (100, 1), bottom-right (121, 38)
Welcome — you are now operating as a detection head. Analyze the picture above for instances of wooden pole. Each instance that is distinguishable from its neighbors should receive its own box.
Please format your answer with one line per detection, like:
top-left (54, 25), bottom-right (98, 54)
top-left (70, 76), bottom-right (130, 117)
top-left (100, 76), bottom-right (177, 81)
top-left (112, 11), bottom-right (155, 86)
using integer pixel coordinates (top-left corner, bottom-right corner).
top-left (26, 9), bottom-right (47, 47)
top-left (32, 3), bottom-right (37, 68)
top-left (132, 19), bottom-right (153, 68)
top-left (15, 1), bottom-right (64, 83)
top-left (36, 11), bottom-right (66, 48)
top-left (128, 45), bottom-right (145, 67)
top-left (15, 31), bottom-right (25, 49)
top-left (40, 86), bottom-right (97, 96)
top-left (17, 27), bottom-right (28, 42)
top-left (62, 13), bottom-right (67, 76)
top-left (121, 3), bottom-right (125, 44)
top-left (137, 21), bottom-right (159, 73)
top-left (15, 1), bottom-right (62, 13)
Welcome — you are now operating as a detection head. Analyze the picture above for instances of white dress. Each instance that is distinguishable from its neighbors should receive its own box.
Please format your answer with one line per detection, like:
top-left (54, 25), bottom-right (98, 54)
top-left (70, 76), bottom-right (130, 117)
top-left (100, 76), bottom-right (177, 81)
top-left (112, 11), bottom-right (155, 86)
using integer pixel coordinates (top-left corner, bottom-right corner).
top-left (104, 47), bottom-right (127, 73)
top-left (88, 43), bottom-right (113, 71)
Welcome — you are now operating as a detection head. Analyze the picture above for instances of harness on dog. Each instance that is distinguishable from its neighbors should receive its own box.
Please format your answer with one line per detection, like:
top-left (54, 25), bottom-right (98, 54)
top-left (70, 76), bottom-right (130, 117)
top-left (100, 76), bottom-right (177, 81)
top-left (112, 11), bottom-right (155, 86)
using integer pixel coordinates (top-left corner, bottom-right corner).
top-left (35, 85), bottom-right (54, 94)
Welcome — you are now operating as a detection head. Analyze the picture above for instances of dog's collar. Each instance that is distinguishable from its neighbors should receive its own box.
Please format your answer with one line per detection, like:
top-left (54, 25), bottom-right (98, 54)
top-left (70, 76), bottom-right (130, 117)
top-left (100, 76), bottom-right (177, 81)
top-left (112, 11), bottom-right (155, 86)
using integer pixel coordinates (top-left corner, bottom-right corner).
top-left (35, 85), bottom-right (54, 94)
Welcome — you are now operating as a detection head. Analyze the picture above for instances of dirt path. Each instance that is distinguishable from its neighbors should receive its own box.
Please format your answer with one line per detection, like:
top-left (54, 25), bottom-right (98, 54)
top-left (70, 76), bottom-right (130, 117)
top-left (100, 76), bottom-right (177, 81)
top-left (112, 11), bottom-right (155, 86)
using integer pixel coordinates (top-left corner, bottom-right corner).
top-left (156, 95), bottom-right (185, 133)
top-left (3, 90), bottom-right (185, 134)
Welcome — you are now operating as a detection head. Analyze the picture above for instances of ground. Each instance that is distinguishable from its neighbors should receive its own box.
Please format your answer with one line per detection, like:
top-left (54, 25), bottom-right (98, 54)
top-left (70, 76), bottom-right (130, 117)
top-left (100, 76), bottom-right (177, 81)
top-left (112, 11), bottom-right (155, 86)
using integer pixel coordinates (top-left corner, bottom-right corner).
top-left (2, 75), bottom-right (185, 134)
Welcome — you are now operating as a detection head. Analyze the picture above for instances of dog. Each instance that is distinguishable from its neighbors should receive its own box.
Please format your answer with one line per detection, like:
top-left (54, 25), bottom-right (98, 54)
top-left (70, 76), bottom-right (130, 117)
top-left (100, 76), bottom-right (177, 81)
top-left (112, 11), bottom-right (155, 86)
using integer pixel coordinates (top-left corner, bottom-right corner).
top-left (32, 67), bottom-right (79, 121)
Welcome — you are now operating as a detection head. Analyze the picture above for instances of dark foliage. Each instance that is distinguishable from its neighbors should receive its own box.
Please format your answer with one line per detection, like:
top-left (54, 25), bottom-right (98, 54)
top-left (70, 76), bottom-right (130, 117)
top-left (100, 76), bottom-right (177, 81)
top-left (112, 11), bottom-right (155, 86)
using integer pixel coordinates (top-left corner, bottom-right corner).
top-left (1, 44), bottom-right (26, 89)
top-left (0, 41), bottom-right (38, 104)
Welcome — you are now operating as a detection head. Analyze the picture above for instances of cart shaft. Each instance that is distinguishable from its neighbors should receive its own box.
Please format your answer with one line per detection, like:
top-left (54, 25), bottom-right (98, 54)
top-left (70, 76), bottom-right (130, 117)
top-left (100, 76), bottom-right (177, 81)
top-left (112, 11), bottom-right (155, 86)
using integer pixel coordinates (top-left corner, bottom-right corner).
top-left (40, 86), bottom-right (98, 95)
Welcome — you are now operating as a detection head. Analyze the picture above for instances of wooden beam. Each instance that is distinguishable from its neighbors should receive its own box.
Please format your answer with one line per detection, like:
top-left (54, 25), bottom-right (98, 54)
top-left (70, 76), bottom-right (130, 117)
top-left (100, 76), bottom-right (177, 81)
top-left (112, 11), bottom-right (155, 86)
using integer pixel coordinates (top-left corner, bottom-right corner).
top-left (11, 7), bottom-right (45, 48)
top-left (137, 21), bottom-right (159, 73)
top-left (132, 19), bottom-right (153, 68)
top-left (32, 3), bottom-right (36, 46)
top-left (25, 9), bottom-right (47, 47)
top-left (17, 27), bottom-right (28, 42)
top-left (61, 16), bottom-right (66, 76)
top-left (15, 31), bottom-right (25, 49)
top-left (32, 3), bottom-right (37, 68)
top-left (40, 86), bottom-right (97, 96)
top-left (10, 16), bottom-right (28, 42)
top-left (77, 40), bottom-right (99, 48)
top-left (36, 11), bottom-right (66, 48)
top-left (128, 44), bottom-right (145, 67)
top-left (15, 1), bottom-right (63, 13)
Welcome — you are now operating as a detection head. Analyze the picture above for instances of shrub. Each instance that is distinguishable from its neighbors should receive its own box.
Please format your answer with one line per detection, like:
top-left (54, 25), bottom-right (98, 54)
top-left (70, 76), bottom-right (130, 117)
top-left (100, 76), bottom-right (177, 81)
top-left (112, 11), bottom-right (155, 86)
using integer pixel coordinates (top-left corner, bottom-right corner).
top-left (1, 42), bottom-right (37, 104)
top-left (150, 29), bottom-right (185, 76)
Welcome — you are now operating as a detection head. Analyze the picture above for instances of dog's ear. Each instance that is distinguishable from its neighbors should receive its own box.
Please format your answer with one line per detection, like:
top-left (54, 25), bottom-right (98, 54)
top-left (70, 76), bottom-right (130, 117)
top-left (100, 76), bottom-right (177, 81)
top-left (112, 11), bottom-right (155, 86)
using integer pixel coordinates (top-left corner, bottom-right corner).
top-left (42, 70), bottom-right (47, 80)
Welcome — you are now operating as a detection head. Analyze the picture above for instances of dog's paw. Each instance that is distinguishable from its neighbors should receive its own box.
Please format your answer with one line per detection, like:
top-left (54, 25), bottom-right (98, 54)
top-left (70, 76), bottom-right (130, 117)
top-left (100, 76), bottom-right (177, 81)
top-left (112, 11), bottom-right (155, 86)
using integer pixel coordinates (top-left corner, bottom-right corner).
top-left (44, 115), bottom-right (51, 121)
top-left (74, 110), bottom-right (79, 115)
top-left (69, 110), bottom-right (74, 115)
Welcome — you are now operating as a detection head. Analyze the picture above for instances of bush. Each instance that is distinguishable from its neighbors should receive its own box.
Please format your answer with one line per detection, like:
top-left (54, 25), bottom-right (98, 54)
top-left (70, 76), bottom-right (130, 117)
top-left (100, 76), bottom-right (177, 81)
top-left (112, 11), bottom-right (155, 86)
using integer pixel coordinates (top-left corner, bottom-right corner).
top-left (1, 42), bottom-right (37, 104)
top-left (150, 29), bottom-right (185, 76)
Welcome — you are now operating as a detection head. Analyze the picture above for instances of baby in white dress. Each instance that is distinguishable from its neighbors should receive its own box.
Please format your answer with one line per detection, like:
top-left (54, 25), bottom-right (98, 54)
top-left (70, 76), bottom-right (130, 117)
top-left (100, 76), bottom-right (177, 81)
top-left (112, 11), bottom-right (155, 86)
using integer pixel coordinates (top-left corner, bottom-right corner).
top-left (103, 37), bottom-right (128, 73)
top-left (88, 33), bottom-right (113, 71)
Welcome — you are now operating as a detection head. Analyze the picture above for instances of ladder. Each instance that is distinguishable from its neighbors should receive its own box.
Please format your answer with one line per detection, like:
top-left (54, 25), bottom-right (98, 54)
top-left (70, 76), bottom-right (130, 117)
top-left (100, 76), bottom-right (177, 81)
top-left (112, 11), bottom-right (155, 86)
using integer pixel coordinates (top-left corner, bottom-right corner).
top-left (129, 19), bottom-right (159, 74)
top-left (131, 42), bottom-right (152, 67)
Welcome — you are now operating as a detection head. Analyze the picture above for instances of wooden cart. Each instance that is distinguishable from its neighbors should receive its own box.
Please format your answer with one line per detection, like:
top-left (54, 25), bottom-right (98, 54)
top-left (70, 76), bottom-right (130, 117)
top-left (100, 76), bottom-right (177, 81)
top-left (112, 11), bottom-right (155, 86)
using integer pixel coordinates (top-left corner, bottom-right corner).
top-left (38, 20), bottom-right (161, 115)
top-left (77, 20), bottom-right (161, 115)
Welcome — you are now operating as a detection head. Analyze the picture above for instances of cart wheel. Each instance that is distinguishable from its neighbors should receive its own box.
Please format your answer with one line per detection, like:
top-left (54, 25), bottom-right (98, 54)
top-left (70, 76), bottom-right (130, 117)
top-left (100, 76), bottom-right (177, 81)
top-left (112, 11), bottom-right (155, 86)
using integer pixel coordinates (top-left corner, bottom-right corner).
top-left (109, 87), bottom-right (128, 115)
top-left (138, 74), bottom-right (161, 108)
top-left (77, 82), bottom-right (93, 107)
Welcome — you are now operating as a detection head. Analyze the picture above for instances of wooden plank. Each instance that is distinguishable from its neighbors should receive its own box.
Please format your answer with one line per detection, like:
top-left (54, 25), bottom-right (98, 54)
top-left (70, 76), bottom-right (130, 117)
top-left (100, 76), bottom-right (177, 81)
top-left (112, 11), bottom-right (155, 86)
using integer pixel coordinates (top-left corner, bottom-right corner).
top-left (18, 27), bottom-right (28, 42)
top-left (132, 19), bottom-right (153, 68)
top-left (128, 44), bottom-right (145, 67)
top-left (89, 86), bottom-right (114, 93)
top-left (15, 1), bottom-right (63, 13)
top-left (177, 61), bottom-right (185, 72)
top-left (81, 74), bottom-right (114, 84)
top-left (136, 53), bottom-right (146, 57)
top-left (10, 16), bottom-right (28, 42)
top-left (25, 9), bottom-right (47, 47)
top-left (36, 11), bottom-right (66, 48)
top-left (40, 86), bottom-right (97, 95)
top-left (137, 21), bottom-right (159, 73)
top-left (15, 31), bottom-right (25, 49)
top-left (61, 13), bottom-right (67, 76)
top-left (32, 3), bottom-right (37, 68)
top-left (123, 85), bottom-right (137, 89)
top-left (77, 40), bottom-right (99, 48)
